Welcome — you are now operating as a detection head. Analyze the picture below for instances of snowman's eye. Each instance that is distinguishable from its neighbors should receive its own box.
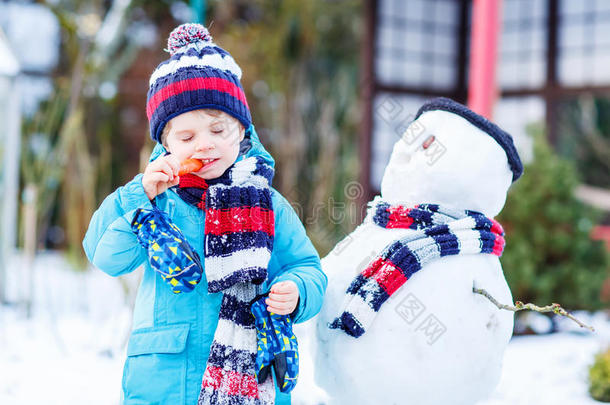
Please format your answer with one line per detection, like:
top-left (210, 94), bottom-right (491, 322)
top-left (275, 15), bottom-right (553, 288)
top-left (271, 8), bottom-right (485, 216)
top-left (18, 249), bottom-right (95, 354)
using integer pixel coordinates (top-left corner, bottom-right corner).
top-left (422, 135), bottom-right (435, 149)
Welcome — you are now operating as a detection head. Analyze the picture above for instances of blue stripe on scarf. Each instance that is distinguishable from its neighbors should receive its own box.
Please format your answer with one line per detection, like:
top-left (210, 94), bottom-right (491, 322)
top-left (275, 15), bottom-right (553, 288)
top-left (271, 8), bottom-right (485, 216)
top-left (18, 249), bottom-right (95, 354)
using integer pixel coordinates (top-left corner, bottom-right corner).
top-left (207, 342), bottom-right (257, 372)
top-left (425, 224), bottom-right (460, 256)
top-left (471, 212), bottom-right (492, 230)
top-left (479, 230), bottom-right (499, 253)
top-left (470, 214), bottom-right (499, 253)
top-left (363, 284), bottom-right (391, 312)
top-left (207, 186), bottom-right (272, 210)
top-left (387, 242), bottom-right (423, 278)
top-left (373, 202), bottom-right (391, 227)
top-left (218, 293), bottom-right (256, 328)
top-left (205, 186), bottom-right (273, 210)
top-left (253, 161), bottom-right (275, 183)
top-left (329, 312), bottom-right (366, 338)
top-left (207, 267), bottom-right (267, 293)
top-left (173, 188), bottom-right (205, 207)
top-left (206, 231), bottom-right (274, 256)
top-left (346, 274), bottom-right (368, 295)
top-left (409, 205), bottom-right (438, 228)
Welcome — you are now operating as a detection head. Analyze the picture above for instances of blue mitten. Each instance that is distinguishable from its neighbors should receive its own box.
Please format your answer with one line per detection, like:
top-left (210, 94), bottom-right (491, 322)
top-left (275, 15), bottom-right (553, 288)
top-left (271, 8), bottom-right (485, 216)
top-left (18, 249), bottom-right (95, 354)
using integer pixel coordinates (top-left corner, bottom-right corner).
top-left (131, 207), bottom-right (203, 293)
top-left (251, 295), bottom-right (299, 393)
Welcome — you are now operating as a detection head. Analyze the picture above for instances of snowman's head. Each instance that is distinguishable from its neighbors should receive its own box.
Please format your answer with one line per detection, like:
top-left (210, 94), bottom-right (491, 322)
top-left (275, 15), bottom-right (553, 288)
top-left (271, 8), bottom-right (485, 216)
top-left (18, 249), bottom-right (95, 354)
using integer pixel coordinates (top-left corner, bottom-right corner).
top-left (380, 98), bottom-right (523, 217)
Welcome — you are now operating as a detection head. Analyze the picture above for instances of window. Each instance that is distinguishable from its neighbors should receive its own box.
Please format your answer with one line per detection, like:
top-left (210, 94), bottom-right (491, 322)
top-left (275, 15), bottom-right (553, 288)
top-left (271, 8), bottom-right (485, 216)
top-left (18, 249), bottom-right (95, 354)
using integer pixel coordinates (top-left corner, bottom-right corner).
top-left (558, 0), bottom-right (610, 86)
top-left (376, 0), bottom-right (460, 90)
top-left (498, 0), bottom-right (547, 90)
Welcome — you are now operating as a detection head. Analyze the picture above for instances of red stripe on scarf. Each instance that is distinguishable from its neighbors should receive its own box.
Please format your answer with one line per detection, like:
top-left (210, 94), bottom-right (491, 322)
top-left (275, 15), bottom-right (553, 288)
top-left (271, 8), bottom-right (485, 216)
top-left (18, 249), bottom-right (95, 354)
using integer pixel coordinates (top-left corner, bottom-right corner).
top-left (362, 257), bottom-right (384, 278)
top-left (200, 366), bottom-right (259, 398)
top-left (490, 218), bottom-right (504, 236)
top-left (179, 173), bottom-right (209, 189)
top-left (205, 206), bottom-right (275, 236)
top-left (387, 206), bottom-right (416, 229)
top-left (490, 219), bottom-right (505, 256)
top-left (361, 257), bottom-right (408, 295)
top-left (373, 259), bottom-right (408, 295)
top-left (492, 235), bottom-right (505, 256)
top-left (147, 77), bottom-right (248, 119)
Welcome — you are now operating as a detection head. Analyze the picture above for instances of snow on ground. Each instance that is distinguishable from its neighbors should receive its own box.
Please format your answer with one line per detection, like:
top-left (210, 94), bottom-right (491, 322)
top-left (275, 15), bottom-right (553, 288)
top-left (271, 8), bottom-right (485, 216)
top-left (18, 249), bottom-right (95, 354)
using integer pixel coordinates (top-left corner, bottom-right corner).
top-left (0, 306), bottom-right (126, 404)
top-left (479, 333), bottom-right (608, 405)
top-left (0, 251), bottom-right (608, 404)
top-left (0, 251), bottom-right (135, 405)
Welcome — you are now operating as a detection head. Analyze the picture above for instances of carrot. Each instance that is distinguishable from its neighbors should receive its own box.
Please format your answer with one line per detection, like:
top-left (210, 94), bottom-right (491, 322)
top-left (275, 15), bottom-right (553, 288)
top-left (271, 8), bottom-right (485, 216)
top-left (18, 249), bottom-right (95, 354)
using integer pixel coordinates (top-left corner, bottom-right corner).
top-left (178, 158), bottom-right (204, 176)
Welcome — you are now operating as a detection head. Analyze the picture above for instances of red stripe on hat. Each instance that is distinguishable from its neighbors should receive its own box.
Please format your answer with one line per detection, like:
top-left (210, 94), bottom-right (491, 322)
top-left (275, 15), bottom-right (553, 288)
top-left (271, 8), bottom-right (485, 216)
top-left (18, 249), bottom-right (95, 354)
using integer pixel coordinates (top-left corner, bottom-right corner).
top-left (200, 366), bottom-right (259, 398)
top-left (373, 259), bottom-right (408, 296)
top-left (146, 77), bottom-right (249, 120)
top-left (387, 206), bottom-right (415, 229)
top-left (205, 206), bottom-right (275, 236)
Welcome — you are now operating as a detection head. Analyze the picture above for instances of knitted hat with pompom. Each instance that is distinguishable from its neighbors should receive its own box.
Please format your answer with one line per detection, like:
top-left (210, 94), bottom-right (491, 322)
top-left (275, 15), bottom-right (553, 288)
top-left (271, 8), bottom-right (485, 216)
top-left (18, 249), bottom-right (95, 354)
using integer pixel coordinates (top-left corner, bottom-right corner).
top-left (146, 23), bottom-right (251, 144)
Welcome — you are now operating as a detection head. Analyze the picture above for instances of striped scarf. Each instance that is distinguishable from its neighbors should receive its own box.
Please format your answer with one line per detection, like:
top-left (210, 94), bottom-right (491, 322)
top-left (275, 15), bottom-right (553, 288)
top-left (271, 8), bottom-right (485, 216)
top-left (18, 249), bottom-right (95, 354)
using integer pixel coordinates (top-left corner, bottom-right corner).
top-left (329, 198), bottom-right (506, 338)
top-left (175, 156), bottom-right (276, 405)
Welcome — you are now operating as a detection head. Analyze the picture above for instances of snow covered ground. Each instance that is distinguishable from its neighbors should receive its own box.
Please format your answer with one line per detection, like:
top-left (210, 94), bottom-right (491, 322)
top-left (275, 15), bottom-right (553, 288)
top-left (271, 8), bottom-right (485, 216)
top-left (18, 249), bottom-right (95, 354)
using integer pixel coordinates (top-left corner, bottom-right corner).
top-left (479, 333), bottom-right (608, 405)
top-left (0, 251), bottom-right (608, 404)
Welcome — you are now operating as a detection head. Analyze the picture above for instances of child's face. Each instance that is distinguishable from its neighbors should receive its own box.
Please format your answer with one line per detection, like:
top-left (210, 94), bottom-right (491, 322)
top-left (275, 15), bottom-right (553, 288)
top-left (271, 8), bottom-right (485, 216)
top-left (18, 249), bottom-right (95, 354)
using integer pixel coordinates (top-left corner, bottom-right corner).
top-left (164, 110), bottom-right (245, 180)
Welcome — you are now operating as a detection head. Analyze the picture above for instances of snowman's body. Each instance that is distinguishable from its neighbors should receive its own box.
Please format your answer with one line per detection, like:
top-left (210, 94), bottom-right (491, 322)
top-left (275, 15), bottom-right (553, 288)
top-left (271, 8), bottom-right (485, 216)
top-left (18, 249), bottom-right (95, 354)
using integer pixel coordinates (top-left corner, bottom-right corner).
top-left (314, 221), bottom-right (514, 404)
top-left (296, 99), bottom-right (523, 405)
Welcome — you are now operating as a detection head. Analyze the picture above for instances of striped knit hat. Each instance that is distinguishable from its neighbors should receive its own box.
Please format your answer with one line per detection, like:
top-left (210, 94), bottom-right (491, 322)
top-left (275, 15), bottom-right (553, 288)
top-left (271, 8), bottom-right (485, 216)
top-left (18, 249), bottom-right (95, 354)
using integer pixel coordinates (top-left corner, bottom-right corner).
top-left (146, 23), bottom-right (251, 144)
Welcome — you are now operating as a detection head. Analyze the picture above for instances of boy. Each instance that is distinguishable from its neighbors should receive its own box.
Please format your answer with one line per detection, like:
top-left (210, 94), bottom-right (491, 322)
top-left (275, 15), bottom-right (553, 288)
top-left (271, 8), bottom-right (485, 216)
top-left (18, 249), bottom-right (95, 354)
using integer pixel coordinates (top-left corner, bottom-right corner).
top-left (82, 23), bottom-right (327, 405)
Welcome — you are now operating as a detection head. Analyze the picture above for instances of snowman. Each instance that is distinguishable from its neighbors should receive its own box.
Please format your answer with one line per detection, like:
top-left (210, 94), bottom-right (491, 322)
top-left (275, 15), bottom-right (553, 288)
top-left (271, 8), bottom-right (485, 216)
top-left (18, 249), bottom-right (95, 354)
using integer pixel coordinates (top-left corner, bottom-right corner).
top-left (293, 97), bottom-right (524, 405)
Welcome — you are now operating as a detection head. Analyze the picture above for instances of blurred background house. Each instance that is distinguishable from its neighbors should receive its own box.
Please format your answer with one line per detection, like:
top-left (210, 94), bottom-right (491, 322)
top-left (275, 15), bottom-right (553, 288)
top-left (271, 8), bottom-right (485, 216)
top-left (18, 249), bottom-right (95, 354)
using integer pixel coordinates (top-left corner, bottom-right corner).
top-left (365, 0), bottom-right (610, 208)
top-left (0, 0), bottom-right (607, 315)
top-left (362, 0), bottom-right (610, 312)
top-left (0, 26), bottom-right (21, 304)
top-left (0, 0), bottom-right (607, 310)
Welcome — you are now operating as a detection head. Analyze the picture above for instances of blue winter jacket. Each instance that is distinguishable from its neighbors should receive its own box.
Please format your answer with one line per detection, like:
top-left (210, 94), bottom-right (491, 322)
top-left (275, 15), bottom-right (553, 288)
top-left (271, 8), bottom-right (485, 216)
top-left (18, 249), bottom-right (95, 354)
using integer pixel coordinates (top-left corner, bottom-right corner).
top-left (82, 127), bottom-right (327, 404)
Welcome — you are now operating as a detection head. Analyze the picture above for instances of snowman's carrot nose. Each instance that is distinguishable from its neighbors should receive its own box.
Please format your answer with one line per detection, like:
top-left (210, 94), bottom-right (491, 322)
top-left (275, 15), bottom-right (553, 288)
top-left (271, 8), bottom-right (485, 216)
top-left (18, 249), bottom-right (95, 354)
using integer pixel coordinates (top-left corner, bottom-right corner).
top-left (178, 158), bottom-right (204, 175)
top-left (422, 135), bottom-right (435, 149)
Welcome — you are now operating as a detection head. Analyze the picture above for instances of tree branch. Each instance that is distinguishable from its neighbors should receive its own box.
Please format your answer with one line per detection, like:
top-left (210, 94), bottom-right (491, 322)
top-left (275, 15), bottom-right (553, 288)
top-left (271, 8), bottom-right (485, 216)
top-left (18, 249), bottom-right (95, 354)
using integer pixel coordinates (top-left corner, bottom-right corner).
top-left (472, 287), bottom-right (595, 333)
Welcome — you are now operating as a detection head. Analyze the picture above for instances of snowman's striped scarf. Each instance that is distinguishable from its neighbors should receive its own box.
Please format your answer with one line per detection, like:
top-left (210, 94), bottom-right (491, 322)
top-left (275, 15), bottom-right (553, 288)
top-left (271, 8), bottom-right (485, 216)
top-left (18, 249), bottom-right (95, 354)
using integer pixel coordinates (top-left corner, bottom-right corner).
top-left (329, 199), bottom-right (506, 338)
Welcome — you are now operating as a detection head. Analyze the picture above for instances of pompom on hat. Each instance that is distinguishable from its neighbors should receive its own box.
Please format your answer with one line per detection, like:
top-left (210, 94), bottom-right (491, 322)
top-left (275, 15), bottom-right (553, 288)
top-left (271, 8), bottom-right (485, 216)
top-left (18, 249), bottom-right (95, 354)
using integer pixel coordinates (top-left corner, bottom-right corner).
top-left (146, 23), bottom-right (251, 143)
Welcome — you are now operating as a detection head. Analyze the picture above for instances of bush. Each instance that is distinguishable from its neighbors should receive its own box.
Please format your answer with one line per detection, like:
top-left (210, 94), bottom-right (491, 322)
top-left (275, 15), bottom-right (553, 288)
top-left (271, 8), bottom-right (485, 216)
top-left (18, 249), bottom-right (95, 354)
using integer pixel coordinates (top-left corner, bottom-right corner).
top-left (589, 346), bottom-right (610, 402)
top-left (497, 124), bottom-right (610, 311)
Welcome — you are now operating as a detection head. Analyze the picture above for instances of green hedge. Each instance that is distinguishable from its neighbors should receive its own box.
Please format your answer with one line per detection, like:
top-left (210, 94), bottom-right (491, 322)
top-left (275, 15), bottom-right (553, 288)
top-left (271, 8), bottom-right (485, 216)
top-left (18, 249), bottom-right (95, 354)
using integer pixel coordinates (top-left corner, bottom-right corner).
top-left (498, 125), bottom-right (610, 311)
top-left (589, 346), bottom-right (610, 402)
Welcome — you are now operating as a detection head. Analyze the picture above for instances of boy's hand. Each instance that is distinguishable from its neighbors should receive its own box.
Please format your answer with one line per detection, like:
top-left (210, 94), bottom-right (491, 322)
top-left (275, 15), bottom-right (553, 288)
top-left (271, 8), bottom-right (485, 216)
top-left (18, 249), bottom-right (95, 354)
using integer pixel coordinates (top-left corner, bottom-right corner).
top-left (266, 281), bottom-right (299, 315)
top-left (142, 154), bottom-right (181, 201)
